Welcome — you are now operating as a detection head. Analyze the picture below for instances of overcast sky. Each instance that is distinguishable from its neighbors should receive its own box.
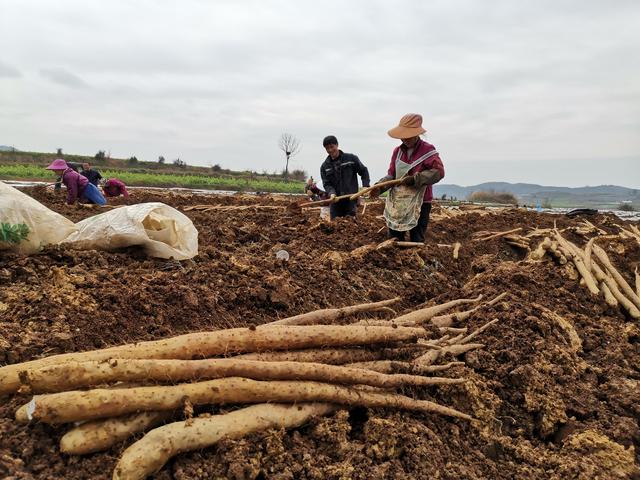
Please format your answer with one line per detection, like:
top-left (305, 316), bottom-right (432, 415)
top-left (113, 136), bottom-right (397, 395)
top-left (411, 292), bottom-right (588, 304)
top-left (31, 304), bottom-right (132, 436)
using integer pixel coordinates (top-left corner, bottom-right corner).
top-left (1, 0), bottom-right (639, 188)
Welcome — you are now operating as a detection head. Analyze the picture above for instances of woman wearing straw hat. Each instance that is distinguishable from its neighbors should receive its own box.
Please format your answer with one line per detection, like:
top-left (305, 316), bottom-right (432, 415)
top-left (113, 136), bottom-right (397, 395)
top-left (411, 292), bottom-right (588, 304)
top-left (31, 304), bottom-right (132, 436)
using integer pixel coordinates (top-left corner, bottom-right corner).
top-left (45, 158), bottom-right (107, 206)
top-left (370, 114), bottom-right (444, 243)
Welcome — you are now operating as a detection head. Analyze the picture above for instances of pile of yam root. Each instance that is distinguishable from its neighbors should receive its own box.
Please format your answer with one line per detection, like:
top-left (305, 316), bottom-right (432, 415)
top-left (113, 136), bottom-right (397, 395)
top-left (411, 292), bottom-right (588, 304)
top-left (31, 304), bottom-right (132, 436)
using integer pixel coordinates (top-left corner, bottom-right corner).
top-left (530, 225), bottom-right (640, 319)
top-left (0, 294), bottom-right (503, 480)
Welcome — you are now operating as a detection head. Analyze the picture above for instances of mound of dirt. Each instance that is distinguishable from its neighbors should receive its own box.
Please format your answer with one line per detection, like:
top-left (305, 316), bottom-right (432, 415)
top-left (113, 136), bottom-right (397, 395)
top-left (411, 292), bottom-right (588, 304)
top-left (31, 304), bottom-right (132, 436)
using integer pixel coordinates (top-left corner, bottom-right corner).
top-left (1, 186), bottom-right (638, 479)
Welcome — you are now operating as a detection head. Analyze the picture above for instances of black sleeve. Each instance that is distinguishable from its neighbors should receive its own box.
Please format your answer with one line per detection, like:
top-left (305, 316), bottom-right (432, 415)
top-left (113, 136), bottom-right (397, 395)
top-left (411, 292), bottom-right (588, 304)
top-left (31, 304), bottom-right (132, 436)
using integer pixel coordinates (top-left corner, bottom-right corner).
top-left (320, 162), bottom-right (336, 196)
top-left (97, 171), bottom-right (103, 181)
top-left (354, 156), bottom-right (370, 188)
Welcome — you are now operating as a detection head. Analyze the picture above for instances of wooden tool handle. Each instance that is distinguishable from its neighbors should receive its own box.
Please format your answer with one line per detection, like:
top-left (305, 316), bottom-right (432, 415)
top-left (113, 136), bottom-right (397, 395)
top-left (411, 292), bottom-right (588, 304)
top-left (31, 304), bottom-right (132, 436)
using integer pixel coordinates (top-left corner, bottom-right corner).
top-left (350, 178), bottom-right (405, 200)
top-left (299, 193), bottom-right (353, 208)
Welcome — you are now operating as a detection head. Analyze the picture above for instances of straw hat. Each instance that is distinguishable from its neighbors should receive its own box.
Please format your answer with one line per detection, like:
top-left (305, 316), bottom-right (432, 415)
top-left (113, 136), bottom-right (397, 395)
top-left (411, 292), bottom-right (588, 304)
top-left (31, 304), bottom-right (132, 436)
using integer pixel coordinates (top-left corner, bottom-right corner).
top-left (45, 159), bottom-right (68, 170)
top-left (387, 113), bottom-right (427, 139)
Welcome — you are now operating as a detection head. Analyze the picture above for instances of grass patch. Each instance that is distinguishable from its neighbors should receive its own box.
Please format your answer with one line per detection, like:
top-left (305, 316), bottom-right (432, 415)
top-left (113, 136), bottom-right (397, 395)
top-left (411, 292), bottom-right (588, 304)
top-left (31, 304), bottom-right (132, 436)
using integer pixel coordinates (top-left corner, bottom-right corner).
top-left (0, 164), bottom-right (305, 194)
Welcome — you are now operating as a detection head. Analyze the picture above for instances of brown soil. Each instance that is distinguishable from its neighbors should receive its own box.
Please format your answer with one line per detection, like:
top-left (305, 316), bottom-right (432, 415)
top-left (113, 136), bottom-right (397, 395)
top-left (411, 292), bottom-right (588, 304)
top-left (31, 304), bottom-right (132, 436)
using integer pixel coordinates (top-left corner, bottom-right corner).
top-left (1, 186), bottom-right (639, 479)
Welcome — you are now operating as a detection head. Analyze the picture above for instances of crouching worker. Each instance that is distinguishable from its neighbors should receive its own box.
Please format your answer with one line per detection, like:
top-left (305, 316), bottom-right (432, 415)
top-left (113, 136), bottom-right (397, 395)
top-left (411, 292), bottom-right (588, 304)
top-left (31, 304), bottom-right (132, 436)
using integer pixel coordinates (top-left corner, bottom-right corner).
top-left (54, 161), bottom-right (81, 192)
top-left (45, 159), bottom-right (106, 205)
top-left (305, 177), bottom-right (328, 201)
top-left (370, 114), bottom-right (444, 243)
top-left (103, 178), bottom-right (130, 199)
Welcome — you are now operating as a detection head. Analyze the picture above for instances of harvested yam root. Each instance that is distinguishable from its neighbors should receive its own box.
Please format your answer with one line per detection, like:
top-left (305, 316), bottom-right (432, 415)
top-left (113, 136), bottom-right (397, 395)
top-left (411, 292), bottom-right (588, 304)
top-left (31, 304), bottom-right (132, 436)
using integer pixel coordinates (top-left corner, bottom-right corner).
top-left (544, 232), bottom-right (640, 318)
top-left (266, 297), bottom-right (401, 325)
top-left (473, 227), bottom-right (523, 241)
top-left (413, 318), bottom-right (498, 366)
top-left (414, 343), bottom-right (484, 367)
top-left (1, 324), bottom-right (427, 395)
top-left (16, 377), bottom-right (471, 424)
top-left (554, 230), bottom-right (599, 295)
top-left (600, 282), bottom-right (619, 307)
top-left (60, 411), bottom-right (173, 455)
top-left (235, 348), bottom-right (384, 364)
top-left (113, 403), bottom-right (336, 480)
top-left (183, 205), bottom-right (285, 212)
top-left (590, 258), bottom-right (640, 318)
top-left (504, 234), bottom-right (530, 250)
top-left (431, 293), bottom-right (506, 327)
top-left (20, 358), bottom-right (465, 394)
top-left (592, 244), bottom-right (640, 310)
top-left (453, 242), bottom-right (461, 259)
top-left (346, 360), bottom-right (464, 375)
top-left (394, 241), bottom-right (425, 248)
top-left (529, 237), bottom-right (551, 260)
top-left (357, 295), bottom-right (483, 327)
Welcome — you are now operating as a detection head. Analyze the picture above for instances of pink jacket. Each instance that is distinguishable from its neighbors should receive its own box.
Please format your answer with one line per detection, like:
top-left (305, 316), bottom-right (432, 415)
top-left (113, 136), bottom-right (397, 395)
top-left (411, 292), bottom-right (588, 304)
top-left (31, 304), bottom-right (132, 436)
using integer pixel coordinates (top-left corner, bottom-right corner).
top-left (386, 139), bottom-right (445, 202)
top-left (103, 178), bottom-right (129, 197)
top-left (61, 168), bottom-right (89, 204)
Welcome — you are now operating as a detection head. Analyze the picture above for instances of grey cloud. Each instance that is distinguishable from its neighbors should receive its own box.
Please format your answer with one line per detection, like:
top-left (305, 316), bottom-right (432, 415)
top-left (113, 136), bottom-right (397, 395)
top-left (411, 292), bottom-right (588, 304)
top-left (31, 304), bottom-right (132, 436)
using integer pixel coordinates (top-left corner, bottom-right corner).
top-left (40, 67), bottom-right (88, 88)
top-left (0, 62), bottom-right (21, 78)
top-left (0, 0), bottom-right (638, 188)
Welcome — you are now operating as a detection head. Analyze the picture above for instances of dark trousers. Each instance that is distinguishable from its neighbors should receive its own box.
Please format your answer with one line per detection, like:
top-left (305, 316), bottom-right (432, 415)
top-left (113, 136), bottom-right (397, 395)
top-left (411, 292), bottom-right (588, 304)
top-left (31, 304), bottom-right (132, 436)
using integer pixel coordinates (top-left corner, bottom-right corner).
top-left (389, 203), bottom-right (432, 243)
top-left (330, 199), bottom-right (357, 220)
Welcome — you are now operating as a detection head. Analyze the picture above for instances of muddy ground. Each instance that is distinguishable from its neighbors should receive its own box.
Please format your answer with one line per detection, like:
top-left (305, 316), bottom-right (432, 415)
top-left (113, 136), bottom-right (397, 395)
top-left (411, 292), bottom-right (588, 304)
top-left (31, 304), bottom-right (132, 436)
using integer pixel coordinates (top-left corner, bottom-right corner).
top-left (1, 185), bottom-right (639, 479)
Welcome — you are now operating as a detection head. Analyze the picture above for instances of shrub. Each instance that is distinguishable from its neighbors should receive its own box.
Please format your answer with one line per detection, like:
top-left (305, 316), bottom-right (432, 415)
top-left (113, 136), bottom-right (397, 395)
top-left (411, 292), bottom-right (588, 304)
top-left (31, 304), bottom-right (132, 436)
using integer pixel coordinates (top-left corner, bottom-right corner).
top-left (618, 203), bottom-right (635, 212)
top-left (290, 169), bottom-right (307, 182)
top-left (128, 156), bottom-right (139, 165)
top-left (468, 190), bottom-right (518, 205)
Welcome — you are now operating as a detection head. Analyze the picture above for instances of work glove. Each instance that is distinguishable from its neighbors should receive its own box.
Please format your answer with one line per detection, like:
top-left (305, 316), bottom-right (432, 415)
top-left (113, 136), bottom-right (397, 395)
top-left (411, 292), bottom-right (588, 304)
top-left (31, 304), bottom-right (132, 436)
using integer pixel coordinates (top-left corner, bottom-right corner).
top-left (414, 169), bottom-right (442, 187)
top-left (402, 175), bottom-right (416, 186)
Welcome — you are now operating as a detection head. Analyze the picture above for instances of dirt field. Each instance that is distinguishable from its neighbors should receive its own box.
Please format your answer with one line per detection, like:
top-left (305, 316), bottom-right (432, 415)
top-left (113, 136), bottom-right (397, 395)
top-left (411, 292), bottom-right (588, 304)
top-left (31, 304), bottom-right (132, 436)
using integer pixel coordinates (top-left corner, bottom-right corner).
top-left (1, 186), bottom-right (639, 479)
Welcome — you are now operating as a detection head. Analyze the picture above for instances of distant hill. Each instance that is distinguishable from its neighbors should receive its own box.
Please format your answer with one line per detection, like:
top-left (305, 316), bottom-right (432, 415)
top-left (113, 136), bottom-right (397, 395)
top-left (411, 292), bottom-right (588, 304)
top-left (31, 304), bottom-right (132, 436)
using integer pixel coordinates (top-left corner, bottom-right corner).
top-left (434, 182), bottom-right (640, 209)
top-left (0, 145), bottom-right (18, 152)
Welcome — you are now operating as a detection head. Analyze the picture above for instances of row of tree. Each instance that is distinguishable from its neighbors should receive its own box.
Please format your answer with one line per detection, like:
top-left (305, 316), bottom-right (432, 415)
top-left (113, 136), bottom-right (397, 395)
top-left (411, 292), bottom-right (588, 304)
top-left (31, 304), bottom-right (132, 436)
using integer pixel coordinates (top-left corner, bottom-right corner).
top-left (57, 131), bottom-right (304, 178)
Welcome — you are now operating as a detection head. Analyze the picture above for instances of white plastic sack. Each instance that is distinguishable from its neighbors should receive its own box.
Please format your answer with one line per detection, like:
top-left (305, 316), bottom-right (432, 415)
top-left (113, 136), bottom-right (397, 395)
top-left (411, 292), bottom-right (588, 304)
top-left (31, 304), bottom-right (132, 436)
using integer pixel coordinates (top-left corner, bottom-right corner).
top-left (0, 181), bottom-right (77, 253)
top-left (64, 202), bottom-right (198, 259)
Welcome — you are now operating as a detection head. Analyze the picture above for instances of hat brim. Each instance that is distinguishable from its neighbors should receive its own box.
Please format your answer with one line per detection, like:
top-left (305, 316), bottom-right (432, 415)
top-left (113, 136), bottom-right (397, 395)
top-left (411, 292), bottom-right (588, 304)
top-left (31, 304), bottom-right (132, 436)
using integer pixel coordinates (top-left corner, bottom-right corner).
top-left (46, 161), bottom-right (67, 170)
top-left (387, 125), bottom-right (426, 139)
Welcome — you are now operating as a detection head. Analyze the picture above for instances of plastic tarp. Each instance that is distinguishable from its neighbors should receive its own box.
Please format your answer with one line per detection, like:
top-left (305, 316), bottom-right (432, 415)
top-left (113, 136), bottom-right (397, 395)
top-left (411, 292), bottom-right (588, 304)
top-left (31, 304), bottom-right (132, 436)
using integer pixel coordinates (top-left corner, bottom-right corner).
top-left (0, 182), bottom-right (198, 259)
top-left (0, 181), bottom-right (77, 253)
top-left (64, 202), bottom-right (198, 259)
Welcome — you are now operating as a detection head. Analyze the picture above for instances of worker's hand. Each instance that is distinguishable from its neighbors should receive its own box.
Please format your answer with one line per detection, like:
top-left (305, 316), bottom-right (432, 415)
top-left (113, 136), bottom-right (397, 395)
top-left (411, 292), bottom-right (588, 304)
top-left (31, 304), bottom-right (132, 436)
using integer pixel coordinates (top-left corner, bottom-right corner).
top-left (329, 193), bottom-right (337, 203)
top-left (402, 175), bottom-right (416, 186)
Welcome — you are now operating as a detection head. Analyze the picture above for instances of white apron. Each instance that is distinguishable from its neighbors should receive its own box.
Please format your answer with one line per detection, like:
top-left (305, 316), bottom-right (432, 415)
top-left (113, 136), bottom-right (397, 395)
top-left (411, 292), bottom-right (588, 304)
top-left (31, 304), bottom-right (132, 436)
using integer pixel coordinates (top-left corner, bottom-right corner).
top-left (384, 149), bottom-right (438, 231)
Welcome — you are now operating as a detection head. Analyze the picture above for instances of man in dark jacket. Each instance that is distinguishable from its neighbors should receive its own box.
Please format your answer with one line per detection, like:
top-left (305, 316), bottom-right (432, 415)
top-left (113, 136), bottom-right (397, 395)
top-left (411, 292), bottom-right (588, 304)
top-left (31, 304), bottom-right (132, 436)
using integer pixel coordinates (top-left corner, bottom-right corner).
top-left (320, 135), bottom-right (370, 220)
top-left (81, 162), bottom-right (103, 186)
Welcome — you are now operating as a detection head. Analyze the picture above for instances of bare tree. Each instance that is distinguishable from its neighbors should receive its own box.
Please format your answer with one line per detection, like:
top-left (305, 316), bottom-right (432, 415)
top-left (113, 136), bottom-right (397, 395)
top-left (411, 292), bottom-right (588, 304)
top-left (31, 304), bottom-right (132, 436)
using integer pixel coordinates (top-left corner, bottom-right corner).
top-left (278, 133), bottom-right (301, 179)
